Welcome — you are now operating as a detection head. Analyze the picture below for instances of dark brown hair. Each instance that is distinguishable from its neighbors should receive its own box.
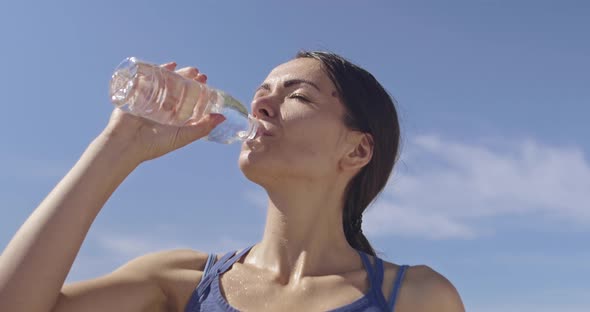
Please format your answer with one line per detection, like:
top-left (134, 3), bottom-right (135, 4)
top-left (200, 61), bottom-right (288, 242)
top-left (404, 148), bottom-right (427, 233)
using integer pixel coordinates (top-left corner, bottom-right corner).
top-left (296, 51), bottom-right (401, 256)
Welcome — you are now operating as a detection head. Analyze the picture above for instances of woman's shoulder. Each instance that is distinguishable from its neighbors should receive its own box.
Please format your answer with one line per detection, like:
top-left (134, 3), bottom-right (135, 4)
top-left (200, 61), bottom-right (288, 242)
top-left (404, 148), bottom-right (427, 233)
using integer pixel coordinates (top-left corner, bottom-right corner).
top-left (123, 248), bottom-right (220, 312)
top-left (380, 261), bottom-right (465, 312)
top-left (117, 248), bottom-right (212, 279)
top-left (135, 248), bottom-right (212, 271)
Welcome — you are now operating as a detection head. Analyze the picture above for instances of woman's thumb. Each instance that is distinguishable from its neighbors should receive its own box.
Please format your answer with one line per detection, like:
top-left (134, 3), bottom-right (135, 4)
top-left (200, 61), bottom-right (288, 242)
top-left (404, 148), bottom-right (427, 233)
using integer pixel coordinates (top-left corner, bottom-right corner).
top-left (176, 114), bottom-right (226, 147)
top-left (203, 113), bottom-right (226, 129)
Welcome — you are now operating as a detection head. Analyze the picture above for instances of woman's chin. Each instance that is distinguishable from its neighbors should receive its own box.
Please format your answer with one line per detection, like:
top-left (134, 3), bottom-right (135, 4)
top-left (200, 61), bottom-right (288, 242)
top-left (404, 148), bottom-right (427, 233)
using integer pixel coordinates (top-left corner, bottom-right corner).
top-left (239, 150), bottom-right (265, 171)
top-left (239, 158), bottom-right (273, 186)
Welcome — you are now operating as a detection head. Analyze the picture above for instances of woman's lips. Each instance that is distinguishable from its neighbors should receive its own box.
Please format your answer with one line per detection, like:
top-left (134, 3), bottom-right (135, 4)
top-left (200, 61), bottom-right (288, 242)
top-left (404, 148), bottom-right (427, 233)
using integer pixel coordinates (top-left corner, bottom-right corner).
top-left (256, 125), bottom-right (275, 137)
top-left (246, 128), bottom-right (274, 146)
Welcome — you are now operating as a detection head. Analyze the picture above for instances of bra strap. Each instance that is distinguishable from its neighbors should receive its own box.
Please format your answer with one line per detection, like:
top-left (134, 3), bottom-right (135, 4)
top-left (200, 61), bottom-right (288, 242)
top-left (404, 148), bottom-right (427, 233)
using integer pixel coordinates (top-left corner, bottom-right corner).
top-left (388, 265), bottom-right (409, 311)
top-left (215, 245), bottom-right (255, 275)
top-left (202, 253), bottom-right (216, 277)
top-left (373, 257), bottom-right (390, 309)
top-left (192, 248), bottom-right (248, 307)
top-left (357, 251), bottom-right (376, 280)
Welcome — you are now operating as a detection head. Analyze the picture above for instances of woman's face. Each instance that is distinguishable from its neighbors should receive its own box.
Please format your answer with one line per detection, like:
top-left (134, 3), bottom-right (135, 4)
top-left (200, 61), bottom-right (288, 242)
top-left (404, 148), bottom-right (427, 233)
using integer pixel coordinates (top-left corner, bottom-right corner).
top-left (239, 58), bottom-right (355, 186)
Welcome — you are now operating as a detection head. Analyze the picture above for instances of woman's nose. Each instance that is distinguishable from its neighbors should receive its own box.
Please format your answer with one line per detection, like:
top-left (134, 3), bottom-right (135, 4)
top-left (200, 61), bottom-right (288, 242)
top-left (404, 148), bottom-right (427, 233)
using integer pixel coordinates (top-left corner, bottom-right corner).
top-left (251, 96), bottom-right (276, 119)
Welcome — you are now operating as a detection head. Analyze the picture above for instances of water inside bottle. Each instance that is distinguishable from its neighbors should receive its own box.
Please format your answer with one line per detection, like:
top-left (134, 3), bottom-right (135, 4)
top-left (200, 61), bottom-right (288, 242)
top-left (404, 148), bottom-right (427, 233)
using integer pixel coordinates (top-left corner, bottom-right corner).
top-left (207, 93), bottom-right (258, 144)
top-left (110, 57), bottom-right (259, 144)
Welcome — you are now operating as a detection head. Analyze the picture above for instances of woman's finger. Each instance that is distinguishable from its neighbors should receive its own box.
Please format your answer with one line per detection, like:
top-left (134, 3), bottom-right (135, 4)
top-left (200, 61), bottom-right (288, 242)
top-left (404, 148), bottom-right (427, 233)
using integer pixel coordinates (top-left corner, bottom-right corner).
top-left (175, 67), bottom-right (200, 79)
top-left (160, 62), bottom-right (177, 71)
top-left (174, 114), bottom-right (226, 149)
top-left (195, 73), bottom-right (207, 84)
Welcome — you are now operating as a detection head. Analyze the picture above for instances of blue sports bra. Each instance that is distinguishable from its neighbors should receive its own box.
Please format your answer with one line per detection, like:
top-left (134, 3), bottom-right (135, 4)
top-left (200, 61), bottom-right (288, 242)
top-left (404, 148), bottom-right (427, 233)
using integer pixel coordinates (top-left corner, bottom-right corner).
top-left (185, 245), bottom-right (409, 312)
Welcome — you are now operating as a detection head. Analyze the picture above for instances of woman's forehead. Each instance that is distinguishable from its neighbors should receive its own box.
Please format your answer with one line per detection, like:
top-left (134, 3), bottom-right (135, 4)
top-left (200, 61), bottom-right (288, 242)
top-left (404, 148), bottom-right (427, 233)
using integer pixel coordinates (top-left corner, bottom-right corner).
top-left (265, 58), bottom-right (333, 89)
top-left (262, 58), bottom-right (344, 115)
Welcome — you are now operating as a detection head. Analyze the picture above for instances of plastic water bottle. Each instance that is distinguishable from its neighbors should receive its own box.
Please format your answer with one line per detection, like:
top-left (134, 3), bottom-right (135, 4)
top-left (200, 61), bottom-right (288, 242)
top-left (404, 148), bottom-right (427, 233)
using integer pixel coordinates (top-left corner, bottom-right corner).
top-left (109, 57), bottom-right (260, 144)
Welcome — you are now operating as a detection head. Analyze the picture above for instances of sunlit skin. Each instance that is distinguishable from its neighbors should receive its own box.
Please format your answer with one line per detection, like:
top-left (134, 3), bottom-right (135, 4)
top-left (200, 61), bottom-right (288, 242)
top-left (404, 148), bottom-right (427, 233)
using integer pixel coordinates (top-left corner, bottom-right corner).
top-left (220, 58), bottom-right (464, 311)
top-left (0, 58), bottom-right (464, 312)
top-left (237, 58), bottom-right (373, 282)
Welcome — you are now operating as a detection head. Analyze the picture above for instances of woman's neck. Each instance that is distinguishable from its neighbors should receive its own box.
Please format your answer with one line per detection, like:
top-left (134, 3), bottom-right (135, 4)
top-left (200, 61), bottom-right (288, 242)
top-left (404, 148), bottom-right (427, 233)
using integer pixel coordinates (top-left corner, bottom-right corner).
top-left (246, 180), bottom-right (361, 285)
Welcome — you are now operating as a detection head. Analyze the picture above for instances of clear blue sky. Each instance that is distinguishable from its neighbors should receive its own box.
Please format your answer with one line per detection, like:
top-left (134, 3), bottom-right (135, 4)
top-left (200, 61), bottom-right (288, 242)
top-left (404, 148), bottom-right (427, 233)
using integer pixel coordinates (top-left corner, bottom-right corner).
top-left (1, 1), bottom-right (588, 311)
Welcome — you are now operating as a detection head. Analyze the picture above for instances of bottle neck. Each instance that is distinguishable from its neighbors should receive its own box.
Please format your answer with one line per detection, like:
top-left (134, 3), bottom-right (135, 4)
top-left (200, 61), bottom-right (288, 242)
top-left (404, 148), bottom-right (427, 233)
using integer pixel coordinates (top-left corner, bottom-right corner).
top-left (240, 116), bottom-right (260, 141)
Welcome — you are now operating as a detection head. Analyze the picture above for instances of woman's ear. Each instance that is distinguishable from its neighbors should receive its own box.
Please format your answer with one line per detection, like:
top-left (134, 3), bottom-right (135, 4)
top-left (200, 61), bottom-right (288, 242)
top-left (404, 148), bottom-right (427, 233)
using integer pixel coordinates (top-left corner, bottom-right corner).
top-left (340, 132), bottom-right (374, 172)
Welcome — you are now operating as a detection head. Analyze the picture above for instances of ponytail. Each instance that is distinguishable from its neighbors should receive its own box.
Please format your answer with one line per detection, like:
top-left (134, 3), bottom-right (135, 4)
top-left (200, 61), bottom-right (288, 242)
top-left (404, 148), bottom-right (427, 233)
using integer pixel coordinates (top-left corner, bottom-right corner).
top-left (296, 51), bottom-right (401, 257)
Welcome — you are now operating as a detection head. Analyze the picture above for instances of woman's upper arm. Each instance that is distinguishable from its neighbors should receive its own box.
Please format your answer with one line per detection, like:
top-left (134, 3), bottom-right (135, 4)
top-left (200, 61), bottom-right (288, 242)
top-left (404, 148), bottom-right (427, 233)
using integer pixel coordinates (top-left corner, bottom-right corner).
top-left (53, 249), bottom-right (209, 312)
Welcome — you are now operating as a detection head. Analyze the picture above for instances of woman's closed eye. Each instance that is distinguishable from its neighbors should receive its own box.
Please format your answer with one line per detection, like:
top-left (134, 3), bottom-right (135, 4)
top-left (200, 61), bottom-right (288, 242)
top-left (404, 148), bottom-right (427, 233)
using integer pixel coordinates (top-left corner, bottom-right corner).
top-left (288, 93), bottom-right (311, 103)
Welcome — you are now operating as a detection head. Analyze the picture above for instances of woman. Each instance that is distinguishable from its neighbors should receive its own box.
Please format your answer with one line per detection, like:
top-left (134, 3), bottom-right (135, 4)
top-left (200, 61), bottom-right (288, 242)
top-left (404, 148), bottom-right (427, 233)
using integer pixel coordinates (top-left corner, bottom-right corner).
top-left (0, 51), bottom-right (465, 312)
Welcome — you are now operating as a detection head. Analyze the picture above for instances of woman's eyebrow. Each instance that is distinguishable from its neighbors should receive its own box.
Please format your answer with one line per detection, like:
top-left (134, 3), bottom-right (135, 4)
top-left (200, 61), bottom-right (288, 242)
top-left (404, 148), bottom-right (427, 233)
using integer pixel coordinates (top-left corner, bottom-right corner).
top-left (256, 79), bottom-right (321, 93)
top-left (283, 79), bottom-right (321, 92)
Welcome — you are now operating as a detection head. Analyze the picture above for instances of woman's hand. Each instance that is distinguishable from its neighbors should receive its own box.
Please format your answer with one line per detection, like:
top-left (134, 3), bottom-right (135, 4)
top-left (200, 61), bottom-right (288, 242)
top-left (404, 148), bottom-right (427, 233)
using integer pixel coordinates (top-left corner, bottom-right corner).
top-left (101, 62), bottom-right (226, 165)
